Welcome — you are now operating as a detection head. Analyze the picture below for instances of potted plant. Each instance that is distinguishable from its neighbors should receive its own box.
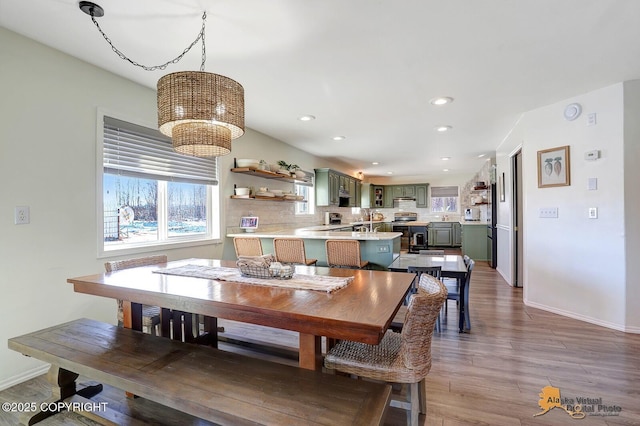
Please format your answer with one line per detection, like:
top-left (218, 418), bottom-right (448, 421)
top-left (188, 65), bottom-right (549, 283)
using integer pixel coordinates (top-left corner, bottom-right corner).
top-left (277, 160), bottom-right (291, 175)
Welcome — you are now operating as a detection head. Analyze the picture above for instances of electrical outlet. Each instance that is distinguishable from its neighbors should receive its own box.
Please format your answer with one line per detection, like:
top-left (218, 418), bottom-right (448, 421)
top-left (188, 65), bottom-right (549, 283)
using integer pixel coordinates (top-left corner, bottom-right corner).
top-left (377, 245), bottom-right (389, 253)
top-left (15, 206), bottom-right (30, 224)
top-left (589, 207), bottom-right (598, 219)
top-left (539, 207), bottom-right (558, 218)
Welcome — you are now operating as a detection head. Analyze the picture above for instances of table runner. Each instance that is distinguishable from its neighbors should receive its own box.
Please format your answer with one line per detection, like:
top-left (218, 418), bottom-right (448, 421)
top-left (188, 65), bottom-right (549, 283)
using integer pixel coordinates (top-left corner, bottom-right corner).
top-left (154, 265), bottom-right (352, 293)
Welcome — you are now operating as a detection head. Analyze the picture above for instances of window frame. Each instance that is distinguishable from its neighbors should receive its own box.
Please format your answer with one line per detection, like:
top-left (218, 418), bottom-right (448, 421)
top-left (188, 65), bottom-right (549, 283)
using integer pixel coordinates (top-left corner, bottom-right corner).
top-left (96, 109), bottom-right (221, 258)
top-left (430, 185), bottom-right (460, 213)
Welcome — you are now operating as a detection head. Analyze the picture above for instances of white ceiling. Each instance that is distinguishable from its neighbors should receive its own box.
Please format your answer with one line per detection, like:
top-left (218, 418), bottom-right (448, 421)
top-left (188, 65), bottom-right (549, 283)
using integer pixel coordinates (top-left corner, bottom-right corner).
top-left (2, 0), bottom-right (640, 179)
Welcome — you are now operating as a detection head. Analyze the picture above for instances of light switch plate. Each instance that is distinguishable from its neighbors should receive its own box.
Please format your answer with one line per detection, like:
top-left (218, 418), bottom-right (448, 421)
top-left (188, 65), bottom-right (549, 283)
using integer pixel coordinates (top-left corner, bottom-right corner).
top-left (589, 207), bottom-right (598, 219)
top-left (539, 207), bottom-right (558, 218)
top-left (587, 178), bottom-right (598, 190)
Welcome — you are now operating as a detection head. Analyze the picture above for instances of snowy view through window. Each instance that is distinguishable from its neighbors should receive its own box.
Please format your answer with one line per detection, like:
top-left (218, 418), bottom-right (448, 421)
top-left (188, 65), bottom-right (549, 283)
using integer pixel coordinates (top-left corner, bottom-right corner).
top-left (104, 174), bottom-right (207, 246)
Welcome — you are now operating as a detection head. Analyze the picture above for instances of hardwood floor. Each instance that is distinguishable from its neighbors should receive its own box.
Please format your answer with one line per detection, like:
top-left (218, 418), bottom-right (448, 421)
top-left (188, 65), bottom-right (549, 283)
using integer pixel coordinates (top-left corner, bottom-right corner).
top-left (2, 259), bottom-right (639, 425)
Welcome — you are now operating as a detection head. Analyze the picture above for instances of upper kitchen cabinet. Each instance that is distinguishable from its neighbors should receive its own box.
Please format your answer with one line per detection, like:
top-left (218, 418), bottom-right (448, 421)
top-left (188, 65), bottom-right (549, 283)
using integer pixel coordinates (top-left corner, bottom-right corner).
top-left (315, 168), bottom-right (361, 207)
top-left (391, 185), bottom-right (415, 198)
top-left (371, 186), bottom-right (384, 208)
top-left (383, 186), bottom-right (395, 208)
top-left (415, 184), bottom-right (428, 208)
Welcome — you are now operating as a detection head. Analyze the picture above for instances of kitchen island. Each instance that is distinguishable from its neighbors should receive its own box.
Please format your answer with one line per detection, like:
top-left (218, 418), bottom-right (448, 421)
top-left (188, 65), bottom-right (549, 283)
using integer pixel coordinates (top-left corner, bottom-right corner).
top-left (226, 226), bottom-right (401, 269)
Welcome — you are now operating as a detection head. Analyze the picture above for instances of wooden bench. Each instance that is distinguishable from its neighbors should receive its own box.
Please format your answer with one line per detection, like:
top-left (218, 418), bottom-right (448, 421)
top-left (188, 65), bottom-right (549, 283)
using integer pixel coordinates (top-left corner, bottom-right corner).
top-left (8, 318), bottom-right (391, 425)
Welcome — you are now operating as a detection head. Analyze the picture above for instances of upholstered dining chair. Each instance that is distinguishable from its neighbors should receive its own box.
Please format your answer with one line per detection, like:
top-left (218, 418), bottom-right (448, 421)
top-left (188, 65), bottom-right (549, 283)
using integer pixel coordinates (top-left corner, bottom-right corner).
top-left (233, 237), bottom-right (263, 258)
top-left (104, 255), bottom-right (167, 335)
top-left (443, 259), bottom-right (475, 331)
top-left (325, 239), bottom-right (369, 269)
top-left (324, 274), bottom-right (447, 426)
top-left (273, 238), bottom-right (317, 266)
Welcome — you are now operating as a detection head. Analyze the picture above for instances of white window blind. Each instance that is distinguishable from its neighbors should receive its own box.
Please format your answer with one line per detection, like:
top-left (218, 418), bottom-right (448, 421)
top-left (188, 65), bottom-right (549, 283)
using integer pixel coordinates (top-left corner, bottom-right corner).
top-left (430, 186), bottom-right (458, 197)
top-left (104, 116), bottom-right (218, 185)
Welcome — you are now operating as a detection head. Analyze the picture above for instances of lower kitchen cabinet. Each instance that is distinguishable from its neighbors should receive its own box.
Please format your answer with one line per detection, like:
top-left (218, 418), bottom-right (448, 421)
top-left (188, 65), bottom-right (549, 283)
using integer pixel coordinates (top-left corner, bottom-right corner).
top-left (461, 224), bottom-right (488, 261)
top-left (428, 222), bottom-right (453, 247)
top-left (452, 222), bottom-right (462, 247)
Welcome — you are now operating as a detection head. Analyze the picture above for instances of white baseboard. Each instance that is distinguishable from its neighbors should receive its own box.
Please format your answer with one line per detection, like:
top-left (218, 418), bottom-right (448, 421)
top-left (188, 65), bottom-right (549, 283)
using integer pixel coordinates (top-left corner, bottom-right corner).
top-left (0, 364), bottom-right (50, 392)
top-left (524, 299), bottom-right (640, 334)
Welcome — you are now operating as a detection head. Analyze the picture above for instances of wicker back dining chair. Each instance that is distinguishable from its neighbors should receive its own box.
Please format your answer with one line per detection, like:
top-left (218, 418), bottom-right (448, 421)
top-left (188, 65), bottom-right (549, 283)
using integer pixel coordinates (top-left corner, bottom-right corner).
top-left (325, 240), bottom-right (369, 269)
top-left (104, 255), bottom-right (167, 336)
top-left (325, 274), bottom-right (447, 426)
top-left (233, 237), bottom-right (263, 258)
top-left (273, 238), bottom-right (317, 266)
top-left (392, 265), bottom-right (443, 332)
top-left (443, 259), bottom-right (475, 331)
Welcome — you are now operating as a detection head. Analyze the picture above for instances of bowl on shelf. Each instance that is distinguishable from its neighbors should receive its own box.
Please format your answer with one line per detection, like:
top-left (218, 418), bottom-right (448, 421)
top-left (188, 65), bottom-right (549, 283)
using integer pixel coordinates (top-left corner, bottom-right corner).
top-left (236, 159), bottom-right (260, 169)
top-left (271, 189), bottom-right (284, 196)
top-left (293, 170), bottom-right (306, 179)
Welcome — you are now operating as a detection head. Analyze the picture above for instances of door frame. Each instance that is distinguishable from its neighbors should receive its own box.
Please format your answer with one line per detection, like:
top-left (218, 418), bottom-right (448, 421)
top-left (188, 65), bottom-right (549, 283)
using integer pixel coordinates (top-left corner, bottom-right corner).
top-left (510, 147), bottom-right (523, 287)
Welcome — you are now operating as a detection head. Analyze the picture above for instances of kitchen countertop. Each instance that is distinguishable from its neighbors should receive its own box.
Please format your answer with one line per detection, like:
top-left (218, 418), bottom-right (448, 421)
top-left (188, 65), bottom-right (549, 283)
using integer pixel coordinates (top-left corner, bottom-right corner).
top-left (227, 225), bottom-right (401, 241)
top-left (459, 220), bottom-right (487, 226)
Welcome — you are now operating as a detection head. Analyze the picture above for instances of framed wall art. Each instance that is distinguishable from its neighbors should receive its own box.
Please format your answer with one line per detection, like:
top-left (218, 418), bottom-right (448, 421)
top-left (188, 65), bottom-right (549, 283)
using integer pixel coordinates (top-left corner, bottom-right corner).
top-left (537, 145), bottom-right (570, 188)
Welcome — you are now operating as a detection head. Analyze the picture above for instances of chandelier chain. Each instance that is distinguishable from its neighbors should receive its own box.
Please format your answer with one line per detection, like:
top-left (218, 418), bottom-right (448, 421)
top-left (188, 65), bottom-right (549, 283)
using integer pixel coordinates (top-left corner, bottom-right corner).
top-left (89, 11), bottom-right (207, 72)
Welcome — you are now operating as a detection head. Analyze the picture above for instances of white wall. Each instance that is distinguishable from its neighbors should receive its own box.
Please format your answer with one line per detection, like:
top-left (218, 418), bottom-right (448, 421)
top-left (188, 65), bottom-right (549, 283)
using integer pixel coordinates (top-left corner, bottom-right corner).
top-left (497, 82), bottom-right (640, 332)
top-left (623, 80), bottom-right (640, 331)
top-left (0, 28), bottom-right (352, 386)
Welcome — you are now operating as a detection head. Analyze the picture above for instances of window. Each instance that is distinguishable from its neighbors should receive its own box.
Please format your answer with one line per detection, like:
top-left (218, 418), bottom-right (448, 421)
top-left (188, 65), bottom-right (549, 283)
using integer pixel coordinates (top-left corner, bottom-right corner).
top-left (295, 171), bottom-right (315, 215)
top-left (100, 114), bottom-right (220, 255)
top-left (431, 186), bottom-right (459, 213)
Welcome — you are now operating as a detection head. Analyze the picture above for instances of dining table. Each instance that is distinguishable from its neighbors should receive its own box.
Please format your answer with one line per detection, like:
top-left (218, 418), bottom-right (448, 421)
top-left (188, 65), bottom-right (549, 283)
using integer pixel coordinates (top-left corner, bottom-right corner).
top-left (388, 253), bottom-right (469, 332)
top-left (67, 258), bottom-right (414, 371)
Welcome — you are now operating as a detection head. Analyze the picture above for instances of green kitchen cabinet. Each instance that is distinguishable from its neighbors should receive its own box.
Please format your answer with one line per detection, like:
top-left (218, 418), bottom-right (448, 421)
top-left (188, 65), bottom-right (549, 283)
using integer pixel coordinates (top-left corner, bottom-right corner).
top-left (415, 184), bottom-right (428, 208)
top-left (432, 224), bottom-right (452, 246)
top-left (461, 224), bottom-right (488, 261)
top-left (383, 186), bottom-right (395, 207)
top-left (371, 186), bottom-right (384, 208)
top-left (452, 222), bottom-right (462, 247)
top-left (391, 185), bottom-right (415, 198)
top-left (315, 168), bottom-right (362, 207)
top-left (428, 222), bottom-right (455, 247)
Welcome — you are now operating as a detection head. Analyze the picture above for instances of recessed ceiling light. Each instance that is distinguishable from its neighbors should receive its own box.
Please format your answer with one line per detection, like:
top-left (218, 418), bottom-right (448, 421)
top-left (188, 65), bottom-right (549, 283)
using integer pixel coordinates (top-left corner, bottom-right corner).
top-left (387, 171), bottom-right (393, 175)
top-left (298, 115), bottom-right (315, 121)
top-left (332, 136), bottom-right (345, 141)
top-left (478, 154), bottom-right (486, 158)
top-left (441, 157), bottom-right (451, 161)
top-left (372, 162), bottom-right (379, 165)
top-left (443, 169), bottom-right (449, 172)
top-left (430, 97), bottom-right (454, 106)
top-left (435, 125), bottom-right (452, 132)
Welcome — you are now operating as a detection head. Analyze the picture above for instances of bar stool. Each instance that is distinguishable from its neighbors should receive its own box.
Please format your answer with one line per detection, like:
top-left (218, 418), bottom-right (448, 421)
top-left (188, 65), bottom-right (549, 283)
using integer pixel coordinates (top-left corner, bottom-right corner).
top-left (233, 237), bottom-right (263, 258)
top-left (325, 240), bottom-right (369, 269)
top-left (273, 238), bottom-right (317, 266)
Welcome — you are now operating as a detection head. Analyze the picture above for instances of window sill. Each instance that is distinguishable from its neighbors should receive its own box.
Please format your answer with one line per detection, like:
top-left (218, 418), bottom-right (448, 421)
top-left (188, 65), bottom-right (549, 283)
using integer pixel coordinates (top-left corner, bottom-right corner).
top-left (98, 237), bottom-right (222, 259)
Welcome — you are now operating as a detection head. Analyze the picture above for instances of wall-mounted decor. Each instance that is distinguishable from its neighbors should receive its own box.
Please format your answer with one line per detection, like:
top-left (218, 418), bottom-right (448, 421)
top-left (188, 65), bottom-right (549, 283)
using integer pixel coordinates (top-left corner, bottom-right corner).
top-left (499, 172), bottom-right (506, 202)
top-left (537, 145), bottom-right (570, 188)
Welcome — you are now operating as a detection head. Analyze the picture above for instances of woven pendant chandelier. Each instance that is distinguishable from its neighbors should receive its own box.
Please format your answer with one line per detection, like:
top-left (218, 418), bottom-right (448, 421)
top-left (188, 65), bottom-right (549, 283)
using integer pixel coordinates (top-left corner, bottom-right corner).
top-left (80, 2), bottom-right (244, 157)
top-left (157, 71), bottom-right (244, 157)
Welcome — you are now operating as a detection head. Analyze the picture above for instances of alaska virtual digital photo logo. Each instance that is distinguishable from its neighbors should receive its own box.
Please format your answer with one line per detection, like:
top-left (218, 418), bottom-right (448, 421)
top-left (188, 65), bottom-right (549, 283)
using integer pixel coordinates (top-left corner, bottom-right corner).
top-left (534, 386), bottom-right (622, 419)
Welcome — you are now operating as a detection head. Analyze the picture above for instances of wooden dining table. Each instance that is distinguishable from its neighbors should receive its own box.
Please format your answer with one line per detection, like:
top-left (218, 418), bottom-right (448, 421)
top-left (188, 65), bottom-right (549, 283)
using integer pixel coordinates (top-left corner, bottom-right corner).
top-left (67, 258), bottom-right (414, 371)
top-left (388, 253), bottom-right (469, 332)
